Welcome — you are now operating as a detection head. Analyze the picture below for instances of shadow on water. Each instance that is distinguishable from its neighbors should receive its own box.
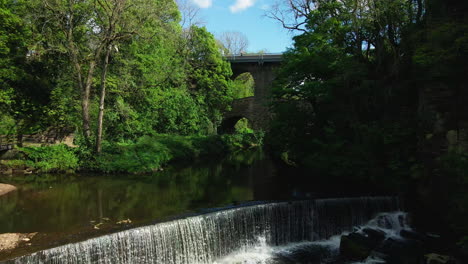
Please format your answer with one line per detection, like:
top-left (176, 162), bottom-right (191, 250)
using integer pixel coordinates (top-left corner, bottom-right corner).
top-left (0, 149), bottom-right (398, 261)
top-left (0, 150), bottom-right (265, 233)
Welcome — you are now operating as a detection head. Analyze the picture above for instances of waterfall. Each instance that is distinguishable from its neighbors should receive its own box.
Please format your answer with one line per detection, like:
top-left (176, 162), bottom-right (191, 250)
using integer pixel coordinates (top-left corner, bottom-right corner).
top-left (8, 197), bottom-right (399, 264)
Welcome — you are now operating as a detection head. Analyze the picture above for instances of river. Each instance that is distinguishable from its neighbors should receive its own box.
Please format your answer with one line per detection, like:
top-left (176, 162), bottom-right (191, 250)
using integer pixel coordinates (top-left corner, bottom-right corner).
top-left (0, 150), bottom-right (405, 263)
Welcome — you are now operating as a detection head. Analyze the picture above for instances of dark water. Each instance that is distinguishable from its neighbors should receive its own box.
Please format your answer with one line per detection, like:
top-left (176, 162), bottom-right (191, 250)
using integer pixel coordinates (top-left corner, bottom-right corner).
top-left (0, 151), bottom-right (277, 234)
top-left (0, 150), bottom-right (403, 263)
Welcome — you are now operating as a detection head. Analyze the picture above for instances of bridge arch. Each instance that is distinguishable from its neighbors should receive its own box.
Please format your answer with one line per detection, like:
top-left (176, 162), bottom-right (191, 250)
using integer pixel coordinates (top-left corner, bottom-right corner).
top-left (220, 54), bottom-right (283, 132)
top-left (219, 116), bottom-right (251, 134)
top-left (231, 72), bottom-right (255, 98)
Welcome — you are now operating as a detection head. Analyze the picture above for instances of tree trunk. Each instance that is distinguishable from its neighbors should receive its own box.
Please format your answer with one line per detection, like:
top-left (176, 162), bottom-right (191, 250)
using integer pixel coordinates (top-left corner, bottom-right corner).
top-left (81, 45), bottom-right (103, 146)
top-left (65, 2), bottom-right (92, 145)
top-left (96, 45), bottom-right (112, 153)
top-left (82, 60), bottom-right (97, 140)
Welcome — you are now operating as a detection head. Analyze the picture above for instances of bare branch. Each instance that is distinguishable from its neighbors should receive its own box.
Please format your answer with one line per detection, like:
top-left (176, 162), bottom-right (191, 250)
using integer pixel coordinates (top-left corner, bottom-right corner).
top-left (265, 0), bottom-right (315, 32)
top-left (176, 0), bottom-right (205, 29)
top-left (217, 31), bottom-right (249, 55)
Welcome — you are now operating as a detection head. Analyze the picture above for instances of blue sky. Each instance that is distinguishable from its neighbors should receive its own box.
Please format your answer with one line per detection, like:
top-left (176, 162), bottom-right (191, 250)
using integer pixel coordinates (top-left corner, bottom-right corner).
top-left (190, 0), bottom-right (295, 53)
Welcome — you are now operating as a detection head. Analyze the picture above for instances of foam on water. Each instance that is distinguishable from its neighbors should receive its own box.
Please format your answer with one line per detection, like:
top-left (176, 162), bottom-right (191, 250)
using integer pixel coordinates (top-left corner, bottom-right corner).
top-left (8, 197), bottom-right (400, 264)
top-left (213, 211), bottom-right (409, 264)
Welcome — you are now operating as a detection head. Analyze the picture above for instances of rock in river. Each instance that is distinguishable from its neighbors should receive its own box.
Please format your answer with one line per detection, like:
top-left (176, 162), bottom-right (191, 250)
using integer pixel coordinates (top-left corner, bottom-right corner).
top-left (0, 233), bottom-right (37, 252)
top-left (0, 183), bottom-right (17, 197)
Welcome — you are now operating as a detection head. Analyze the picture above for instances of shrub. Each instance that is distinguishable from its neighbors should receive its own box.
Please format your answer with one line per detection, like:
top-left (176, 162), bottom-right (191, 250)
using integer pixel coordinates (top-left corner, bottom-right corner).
top-left (20, 144), bottom-right (79, 172)
top-left (95, 136), bottom-right (173, 173)
top-left (94, 135), bottom-right (226, 173)
top-left (92, 133), bottom-right (263, 174)
top-left (222, 130), bottom-right (264, 151)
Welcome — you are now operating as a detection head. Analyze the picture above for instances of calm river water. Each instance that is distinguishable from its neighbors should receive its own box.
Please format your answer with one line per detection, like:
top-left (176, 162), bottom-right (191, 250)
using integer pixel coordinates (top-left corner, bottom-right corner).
top-left (0, 149), bottom-right (398, 262)
top-left (0, 150), bottom-right (285, 234)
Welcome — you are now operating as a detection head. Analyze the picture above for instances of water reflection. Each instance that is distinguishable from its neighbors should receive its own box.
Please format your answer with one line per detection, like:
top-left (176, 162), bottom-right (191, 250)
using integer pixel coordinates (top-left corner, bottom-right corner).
top-left (0, 150), bottom-right (273, 234)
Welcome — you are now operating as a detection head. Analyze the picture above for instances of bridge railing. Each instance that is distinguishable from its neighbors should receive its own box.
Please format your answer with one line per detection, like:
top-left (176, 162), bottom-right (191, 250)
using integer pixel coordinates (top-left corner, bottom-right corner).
top-left (225, 53), bottom-right (283, 63)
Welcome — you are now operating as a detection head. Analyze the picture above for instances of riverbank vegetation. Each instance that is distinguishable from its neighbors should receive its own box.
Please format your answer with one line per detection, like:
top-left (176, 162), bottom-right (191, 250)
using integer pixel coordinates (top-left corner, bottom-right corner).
top-left (0, 0), bottom-right (262, 173)
top-left (267, 0), bottom-right (468, 253)
top-left (1, 131), bottom-right (263, 174)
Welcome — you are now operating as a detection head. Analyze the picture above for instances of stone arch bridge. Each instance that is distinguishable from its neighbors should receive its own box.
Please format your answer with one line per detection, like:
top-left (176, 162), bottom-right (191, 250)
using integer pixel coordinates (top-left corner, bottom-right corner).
top-left (220, 53), bottom-right (283, 133)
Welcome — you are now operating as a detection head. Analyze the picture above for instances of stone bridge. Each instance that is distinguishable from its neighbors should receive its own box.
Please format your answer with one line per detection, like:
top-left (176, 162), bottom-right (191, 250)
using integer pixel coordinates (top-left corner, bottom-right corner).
top-left (220, 53), bottom-right (283, 133)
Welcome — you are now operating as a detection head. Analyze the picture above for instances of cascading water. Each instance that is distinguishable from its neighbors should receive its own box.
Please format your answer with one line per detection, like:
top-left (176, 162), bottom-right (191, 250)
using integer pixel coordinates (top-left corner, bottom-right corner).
top-left (218, 211), bottom-right (409, 264)
top-left (7, 197), bottom-right (400, 264)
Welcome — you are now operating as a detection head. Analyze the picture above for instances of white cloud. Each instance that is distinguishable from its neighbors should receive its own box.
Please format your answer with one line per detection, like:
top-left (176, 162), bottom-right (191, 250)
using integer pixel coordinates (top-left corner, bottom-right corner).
top-left (229, 0), bottom-right (256, 13)
top-left (192, 0), bottom-right (212, 8)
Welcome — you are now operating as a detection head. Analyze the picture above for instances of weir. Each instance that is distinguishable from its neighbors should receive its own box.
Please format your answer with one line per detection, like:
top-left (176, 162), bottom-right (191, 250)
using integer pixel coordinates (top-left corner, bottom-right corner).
top-left (7, 197), bottom-right (399, 264)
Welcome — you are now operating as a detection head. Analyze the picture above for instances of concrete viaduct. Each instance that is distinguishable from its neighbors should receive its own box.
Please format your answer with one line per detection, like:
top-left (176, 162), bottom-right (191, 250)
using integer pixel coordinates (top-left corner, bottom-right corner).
top-left (220, 53), bottom-right (283, 133)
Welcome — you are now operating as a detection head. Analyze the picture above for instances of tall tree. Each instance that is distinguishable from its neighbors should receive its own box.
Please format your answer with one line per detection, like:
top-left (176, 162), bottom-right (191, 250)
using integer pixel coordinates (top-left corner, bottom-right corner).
top-left (94, 0), bottom-right (179, 153)
top-left (269, 0), bottom-right (421, 177)
top-left (34, 0), bottom-right (180, 151)
top-left (0, 0), bottom-right (57, 138)
top-left (0, 0), bottom-right (29, 109)
top-left (34, 0), bottom-right (102, 144)
top-left (186, 26), bottom-right (234, 131)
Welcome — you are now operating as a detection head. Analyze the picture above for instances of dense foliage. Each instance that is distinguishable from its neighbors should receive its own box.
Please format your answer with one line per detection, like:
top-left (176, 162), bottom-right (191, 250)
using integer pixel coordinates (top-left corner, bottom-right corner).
top-left (0, 0), bottom-right (243, 145)
top-left (268, 0), bottom-right (468, 246)
top-left (0, 0), bottom-right (261, 173)
top-left (1, 145), bottom-right (78, 173)
top-left (86, 133), bottom-right (263, 173)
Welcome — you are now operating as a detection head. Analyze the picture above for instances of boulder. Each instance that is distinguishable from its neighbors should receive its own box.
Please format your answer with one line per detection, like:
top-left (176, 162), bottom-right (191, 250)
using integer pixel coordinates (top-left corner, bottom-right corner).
top-left (363, 228), bottom-right (386, 244)
top-left (340, 232), bottom-right (374, 261)
top-left (339, 228), bottom-right (387, 261)
top-left (0, 184), bottom-right (16, 197)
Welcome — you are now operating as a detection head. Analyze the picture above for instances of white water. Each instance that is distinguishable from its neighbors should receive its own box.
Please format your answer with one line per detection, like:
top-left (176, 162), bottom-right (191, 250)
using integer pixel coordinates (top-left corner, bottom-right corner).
top-left (9, 197), bottom-right (400, 264)
top-left (214, 211), bottom-right (409, 264)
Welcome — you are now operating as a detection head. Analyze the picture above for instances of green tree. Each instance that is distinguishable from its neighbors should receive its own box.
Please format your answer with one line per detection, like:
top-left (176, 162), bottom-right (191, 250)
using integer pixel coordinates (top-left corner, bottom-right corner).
top-left (94, 0), bottom-right (181, 153)
top-left (0, 0), bottom-right (29, 107)
top-left (269, 0), bottom-right (421, 179)
top-left (33, 0), bottom-right (181, 151)
top-left (0, 0), bottom-right (60, 138)
top-left (185, 26), bottom-right (234, 132)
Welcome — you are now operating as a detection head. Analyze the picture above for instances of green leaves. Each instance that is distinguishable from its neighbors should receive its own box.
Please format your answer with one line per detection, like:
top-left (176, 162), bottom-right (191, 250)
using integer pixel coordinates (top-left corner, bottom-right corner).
top-left (19, 145), bottom-right (79, 172)
top-left (0, 0), bottom-right (30, 108)
top-left (269, 0), bottom-right (421, 185)
top-left (185, 26), bottom-right (234, 127)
